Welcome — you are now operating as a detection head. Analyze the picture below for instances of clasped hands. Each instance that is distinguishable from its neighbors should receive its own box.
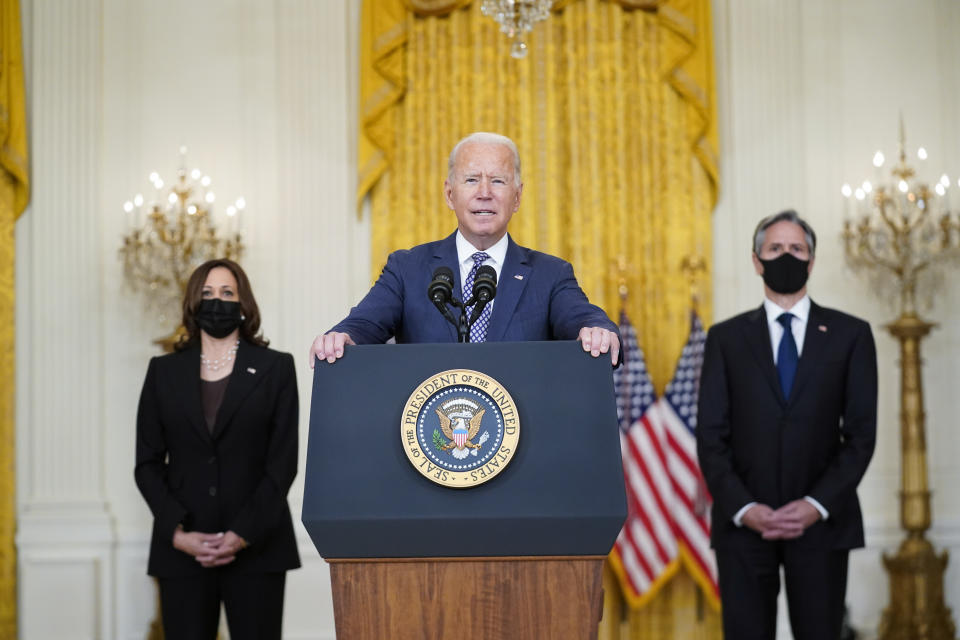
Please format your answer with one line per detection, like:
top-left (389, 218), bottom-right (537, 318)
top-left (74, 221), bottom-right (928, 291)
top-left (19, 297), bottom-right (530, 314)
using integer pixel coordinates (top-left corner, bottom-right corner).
top-left (173, 526), bottom-right (248, 568)
top-left (742, 500), bottom-right (821, 540)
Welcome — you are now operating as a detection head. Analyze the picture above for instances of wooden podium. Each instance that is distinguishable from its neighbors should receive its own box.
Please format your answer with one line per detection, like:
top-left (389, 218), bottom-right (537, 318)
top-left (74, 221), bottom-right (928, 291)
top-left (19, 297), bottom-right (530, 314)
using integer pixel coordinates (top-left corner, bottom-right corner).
top-left (303, 342), bottom-right (627, 640)
top-left (329, 556), bottom-right (604, 639)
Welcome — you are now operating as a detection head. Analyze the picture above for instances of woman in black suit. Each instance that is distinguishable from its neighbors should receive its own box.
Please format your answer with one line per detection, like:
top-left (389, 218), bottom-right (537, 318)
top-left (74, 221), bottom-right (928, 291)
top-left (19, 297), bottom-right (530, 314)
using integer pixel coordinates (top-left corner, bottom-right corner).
top-left (135, 258), bottom-right (300, 640)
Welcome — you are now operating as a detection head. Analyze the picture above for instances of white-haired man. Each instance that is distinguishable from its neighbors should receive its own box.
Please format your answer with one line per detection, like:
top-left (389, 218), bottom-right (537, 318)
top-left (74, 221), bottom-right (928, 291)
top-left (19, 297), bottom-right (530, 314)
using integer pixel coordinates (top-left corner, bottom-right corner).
top-left (310, 131), bottom-right (619, 365)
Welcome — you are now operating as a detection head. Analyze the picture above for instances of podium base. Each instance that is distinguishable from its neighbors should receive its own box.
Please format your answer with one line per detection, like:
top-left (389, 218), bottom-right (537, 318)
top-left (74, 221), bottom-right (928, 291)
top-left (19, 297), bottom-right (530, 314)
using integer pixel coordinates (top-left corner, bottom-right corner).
top-left (328, 556), bottom-right (605, 640)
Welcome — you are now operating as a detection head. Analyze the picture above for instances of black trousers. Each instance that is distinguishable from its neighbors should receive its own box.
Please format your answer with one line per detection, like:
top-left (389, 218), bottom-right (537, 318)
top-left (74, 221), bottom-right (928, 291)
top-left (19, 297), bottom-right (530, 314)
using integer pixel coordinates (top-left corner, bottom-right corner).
top-left (158, 570), bottom-right (286, 640)
top-left (716, 542), bottom-right (848, 640)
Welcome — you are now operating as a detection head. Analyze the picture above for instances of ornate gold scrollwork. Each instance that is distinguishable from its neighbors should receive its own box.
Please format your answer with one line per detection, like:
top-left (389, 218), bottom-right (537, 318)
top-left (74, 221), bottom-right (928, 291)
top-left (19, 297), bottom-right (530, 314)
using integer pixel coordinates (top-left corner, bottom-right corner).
top-left (402, 0), bottom-right (472, 16)
top-left (611, 0), bottom-right (663, 9)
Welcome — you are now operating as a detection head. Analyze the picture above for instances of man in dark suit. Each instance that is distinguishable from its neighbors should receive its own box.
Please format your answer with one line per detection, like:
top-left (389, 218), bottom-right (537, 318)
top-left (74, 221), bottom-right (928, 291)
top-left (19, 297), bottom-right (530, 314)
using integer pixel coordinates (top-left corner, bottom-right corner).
top-left (696, 210), bottom-right (878, 640)
top-left (309, 132), bottom-right (619, 364)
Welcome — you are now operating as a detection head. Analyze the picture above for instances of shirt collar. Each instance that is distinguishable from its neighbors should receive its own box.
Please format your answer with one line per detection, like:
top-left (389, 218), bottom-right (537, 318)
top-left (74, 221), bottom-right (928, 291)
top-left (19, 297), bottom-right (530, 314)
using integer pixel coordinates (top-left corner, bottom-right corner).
top-left (456, 230), bottom-right (509, 271)
top-left (763, 294), bottom-right (810, 327)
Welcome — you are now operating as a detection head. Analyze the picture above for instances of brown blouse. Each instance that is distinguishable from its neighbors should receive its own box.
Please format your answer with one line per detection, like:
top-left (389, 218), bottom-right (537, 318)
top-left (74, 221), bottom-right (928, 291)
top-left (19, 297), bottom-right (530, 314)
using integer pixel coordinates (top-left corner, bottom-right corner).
top-left (201, 375), bottom-right (231, 432)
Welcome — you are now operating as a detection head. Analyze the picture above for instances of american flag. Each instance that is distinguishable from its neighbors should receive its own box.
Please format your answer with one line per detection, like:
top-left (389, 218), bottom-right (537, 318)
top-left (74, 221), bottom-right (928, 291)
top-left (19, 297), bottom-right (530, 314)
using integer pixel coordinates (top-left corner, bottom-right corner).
top-left (609, 311), bottom-right (719, 608)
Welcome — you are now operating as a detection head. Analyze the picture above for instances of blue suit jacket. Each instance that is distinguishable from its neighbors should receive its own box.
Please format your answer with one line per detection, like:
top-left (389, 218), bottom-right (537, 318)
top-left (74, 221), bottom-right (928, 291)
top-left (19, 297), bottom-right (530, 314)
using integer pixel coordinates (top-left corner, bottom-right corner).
top-left (331, 232), bottom-right (617, 343)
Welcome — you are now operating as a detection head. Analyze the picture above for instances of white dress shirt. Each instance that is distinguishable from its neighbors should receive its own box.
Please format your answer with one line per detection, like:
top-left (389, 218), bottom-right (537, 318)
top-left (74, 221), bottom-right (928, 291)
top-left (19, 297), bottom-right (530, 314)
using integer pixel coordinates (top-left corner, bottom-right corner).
top-left (732, 294), bottom-right (829, 526)
top-left (455, 231), bottom-right (509, 312)
top-left (764, 296), bottom-right (810, 363)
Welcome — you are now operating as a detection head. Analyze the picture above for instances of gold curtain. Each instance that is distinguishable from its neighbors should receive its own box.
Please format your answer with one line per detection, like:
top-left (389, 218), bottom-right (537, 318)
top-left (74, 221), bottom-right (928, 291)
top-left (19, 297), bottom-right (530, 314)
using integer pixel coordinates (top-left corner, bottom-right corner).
top-left (358, 1), bottom-right (719, 637)
top-left (0, 0), bottom-right (29, 637)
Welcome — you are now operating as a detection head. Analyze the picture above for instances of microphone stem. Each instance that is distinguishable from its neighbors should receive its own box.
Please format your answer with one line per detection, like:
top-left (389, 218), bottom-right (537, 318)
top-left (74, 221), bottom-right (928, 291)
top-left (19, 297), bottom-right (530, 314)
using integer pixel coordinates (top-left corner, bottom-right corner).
top-left (458, 305), bottom-right (470, 343)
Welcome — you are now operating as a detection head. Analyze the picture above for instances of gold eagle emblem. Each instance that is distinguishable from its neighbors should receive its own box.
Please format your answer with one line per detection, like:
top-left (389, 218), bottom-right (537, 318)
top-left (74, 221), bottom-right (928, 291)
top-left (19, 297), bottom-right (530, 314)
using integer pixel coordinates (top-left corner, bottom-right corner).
top-left (436, 407), bottom-right (485, 459)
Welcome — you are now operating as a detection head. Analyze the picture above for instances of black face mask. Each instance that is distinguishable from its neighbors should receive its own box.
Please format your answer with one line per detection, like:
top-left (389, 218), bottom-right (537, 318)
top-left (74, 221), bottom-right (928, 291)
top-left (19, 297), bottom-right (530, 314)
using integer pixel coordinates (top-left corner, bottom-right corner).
top-left (758, 253), bottom-right (810, 294)
top-left (195, 298), bottom-right (243, 338)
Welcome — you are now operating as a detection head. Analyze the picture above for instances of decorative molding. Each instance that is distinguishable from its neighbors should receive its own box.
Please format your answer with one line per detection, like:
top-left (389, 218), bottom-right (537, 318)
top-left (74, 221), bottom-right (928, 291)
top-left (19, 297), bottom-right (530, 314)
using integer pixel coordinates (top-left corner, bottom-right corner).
top-left (23, 0), bottom-right (104, 506)
top-left (19, 552), bottom-right (109, 640)
top-left (16, 508), bottom-right (113, 545)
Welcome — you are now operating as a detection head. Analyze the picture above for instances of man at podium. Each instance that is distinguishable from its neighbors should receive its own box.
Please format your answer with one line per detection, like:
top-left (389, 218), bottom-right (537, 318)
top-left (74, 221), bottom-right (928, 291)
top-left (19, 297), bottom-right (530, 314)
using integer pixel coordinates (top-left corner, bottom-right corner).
top-left (309, 131), bottom-right (619, 365)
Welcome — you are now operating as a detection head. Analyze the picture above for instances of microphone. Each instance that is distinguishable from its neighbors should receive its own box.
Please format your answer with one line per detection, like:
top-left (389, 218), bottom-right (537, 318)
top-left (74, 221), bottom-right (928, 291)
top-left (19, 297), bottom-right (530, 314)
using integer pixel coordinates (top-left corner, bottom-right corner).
top-left (468, 265), bottom-right (497, 325)
top-left (472, 265), bottom-right (497, 304)
top-left (428, 267), bottom-right (455, 306)
top-left (427, 267), bottom-right (459, 328)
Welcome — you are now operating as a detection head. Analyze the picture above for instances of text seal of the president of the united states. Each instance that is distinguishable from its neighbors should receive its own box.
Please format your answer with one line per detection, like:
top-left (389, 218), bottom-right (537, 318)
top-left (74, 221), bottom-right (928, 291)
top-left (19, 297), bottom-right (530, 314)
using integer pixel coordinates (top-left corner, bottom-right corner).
top-left (401, 369), bottom-right (520, 488)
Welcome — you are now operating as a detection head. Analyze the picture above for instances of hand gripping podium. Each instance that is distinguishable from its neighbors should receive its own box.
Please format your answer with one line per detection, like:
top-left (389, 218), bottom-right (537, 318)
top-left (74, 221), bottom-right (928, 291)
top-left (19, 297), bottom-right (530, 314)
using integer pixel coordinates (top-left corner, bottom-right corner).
top-left (302, 341), bottom-right (627, 640)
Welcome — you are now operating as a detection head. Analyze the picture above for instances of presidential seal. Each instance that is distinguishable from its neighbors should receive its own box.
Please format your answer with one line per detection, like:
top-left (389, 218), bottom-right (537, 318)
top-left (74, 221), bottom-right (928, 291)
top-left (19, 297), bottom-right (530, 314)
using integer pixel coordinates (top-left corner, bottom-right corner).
top-left (401, 369), bottom-right (520, 488)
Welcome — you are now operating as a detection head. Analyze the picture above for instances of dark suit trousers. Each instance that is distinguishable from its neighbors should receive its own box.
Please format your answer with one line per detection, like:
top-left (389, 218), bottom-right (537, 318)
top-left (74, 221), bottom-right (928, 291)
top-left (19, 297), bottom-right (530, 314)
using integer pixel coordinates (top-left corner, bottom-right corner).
top-left (159, 570), bottom-right (286, 640)
top-left (716, 542), bottom-right (848, 640)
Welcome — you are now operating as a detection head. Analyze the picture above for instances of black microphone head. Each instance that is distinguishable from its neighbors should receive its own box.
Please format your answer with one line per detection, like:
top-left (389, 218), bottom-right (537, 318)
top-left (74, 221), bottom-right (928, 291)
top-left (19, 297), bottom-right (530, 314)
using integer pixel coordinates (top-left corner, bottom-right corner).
top-left (473, 264), bottom-right (497, 302)
top-left (475, 264), bottom-right (497, 283)
top-left (433, 266), bottom-right (454, 283)
top-left (428, 266), bottom-right (455, 304)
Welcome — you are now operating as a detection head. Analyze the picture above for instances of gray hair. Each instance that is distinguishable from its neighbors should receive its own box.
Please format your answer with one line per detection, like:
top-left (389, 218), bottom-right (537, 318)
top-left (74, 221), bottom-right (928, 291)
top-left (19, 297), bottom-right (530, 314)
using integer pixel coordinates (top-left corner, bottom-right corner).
top-left (753, 209), bottom-right (817, 257)
top-left (447, 132), bottom-right (522, 185)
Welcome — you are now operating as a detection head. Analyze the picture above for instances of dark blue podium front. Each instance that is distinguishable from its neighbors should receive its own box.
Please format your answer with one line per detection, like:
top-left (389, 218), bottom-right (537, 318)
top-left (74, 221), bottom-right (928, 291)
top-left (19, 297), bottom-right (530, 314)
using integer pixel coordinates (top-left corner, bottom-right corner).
top-left (302, 340), bottom-right (627, 559)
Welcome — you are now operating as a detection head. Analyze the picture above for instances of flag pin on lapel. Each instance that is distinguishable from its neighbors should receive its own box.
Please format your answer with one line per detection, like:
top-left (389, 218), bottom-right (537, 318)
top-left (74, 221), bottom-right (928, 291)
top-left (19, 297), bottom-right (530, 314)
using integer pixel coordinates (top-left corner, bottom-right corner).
top-left (247, 367), bottom-right (257, 374)
top-left (818, 325), bottom-right (827, 333)
top-left (514, 274), bottom-right (524, 280)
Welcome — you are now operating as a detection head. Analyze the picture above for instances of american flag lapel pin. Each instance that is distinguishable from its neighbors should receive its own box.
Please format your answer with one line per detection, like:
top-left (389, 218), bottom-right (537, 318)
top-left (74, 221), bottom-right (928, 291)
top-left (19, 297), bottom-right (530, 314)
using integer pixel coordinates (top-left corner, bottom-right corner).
top-left (247, 367), bottom-right (257, 374)
top-left (514, 274), bottom-right (523, 280)
top-left (818, 325), bottom-right (827, 333)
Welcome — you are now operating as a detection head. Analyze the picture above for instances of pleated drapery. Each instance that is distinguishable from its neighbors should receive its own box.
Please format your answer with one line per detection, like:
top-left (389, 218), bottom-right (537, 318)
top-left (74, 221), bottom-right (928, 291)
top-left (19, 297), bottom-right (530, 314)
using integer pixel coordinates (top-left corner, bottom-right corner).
top-left (0, 0), bottom-right (30, 637)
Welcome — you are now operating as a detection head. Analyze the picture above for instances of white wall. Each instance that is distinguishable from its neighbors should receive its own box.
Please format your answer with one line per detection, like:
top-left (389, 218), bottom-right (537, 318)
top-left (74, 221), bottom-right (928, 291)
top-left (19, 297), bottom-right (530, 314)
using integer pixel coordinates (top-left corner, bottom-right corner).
top-left (14, 0), bottom-right (960, 638)
top-left (712, 0), bottom-right (960, 637)
top-left (17, 1), bottom-right (366, 638)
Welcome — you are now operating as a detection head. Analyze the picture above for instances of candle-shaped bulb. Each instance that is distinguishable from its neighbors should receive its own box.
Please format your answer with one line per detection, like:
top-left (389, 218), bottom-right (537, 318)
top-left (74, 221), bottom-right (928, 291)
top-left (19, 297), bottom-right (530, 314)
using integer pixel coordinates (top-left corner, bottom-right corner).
top-left (841, 184), bottom-right (853, 197)
top-left (917, 147), bottom-right (928, 160)
top-left (168, 192), bottom-right (178, 204)
top-left (873, 151), bottom-right (885, 167)
top-left (855, 188), bottom-right (866, 201)
top-left (898, 180), bottom-right (909, 193)
top-left (134, 193), bottom-right (144, 207)
top-left (205, 192), bottom-right (215, 204)
top-left (200, 175), bottom-right (212, 187)
top-left (862, 180), bottom-right (872, 193)
top-left (123, 201), bottom-right (134, 213)
top-left (235, 197), bottom-right (246, 210)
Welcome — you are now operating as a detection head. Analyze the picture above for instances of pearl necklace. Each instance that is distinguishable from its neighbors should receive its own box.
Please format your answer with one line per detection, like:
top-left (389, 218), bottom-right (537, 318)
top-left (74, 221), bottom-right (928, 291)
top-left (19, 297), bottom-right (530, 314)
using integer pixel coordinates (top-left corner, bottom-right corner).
top-left (201, 340), bottom-right (239, 371)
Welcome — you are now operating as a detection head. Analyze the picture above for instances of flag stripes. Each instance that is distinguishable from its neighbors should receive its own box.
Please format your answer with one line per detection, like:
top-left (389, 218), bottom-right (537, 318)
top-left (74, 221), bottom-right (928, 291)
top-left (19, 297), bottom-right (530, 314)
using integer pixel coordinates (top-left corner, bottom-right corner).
top-left (609, 311), bottom-right (719, 608)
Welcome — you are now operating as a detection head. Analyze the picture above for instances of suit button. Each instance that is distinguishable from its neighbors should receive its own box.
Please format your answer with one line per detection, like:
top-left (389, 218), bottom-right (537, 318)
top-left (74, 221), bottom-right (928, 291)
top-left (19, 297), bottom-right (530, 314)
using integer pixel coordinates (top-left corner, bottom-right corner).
top-left (207, 456), bottom-right (216, 464)
top-left (209, 486), bottom-right (217, 497)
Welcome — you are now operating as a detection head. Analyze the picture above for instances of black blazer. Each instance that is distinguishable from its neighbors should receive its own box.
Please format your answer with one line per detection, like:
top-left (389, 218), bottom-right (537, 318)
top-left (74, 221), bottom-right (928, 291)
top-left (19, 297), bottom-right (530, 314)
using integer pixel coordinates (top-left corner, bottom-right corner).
top-left (696, 300), bottom-right (877, 551)
top-left (135, 341), bottom-right (301, 577)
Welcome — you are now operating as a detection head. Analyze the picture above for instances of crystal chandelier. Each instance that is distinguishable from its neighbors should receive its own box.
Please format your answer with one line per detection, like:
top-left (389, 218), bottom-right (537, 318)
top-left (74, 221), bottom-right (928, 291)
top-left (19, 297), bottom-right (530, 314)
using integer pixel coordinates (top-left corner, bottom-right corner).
top-left (480, 0), bottom-right (553, 59)
top-left (841, 119), bottom-right (960, 314)
top-left (119, 147), bottom-right (245, 346)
